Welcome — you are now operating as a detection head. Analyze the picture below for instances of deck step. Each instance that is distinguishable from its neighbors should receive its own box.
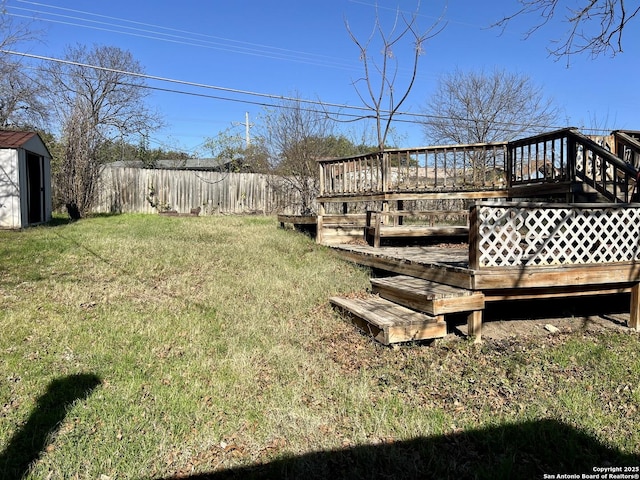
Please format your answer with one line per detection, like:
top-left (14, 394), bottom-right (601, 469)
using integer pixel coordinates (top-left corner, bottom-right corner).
top-left (330, 295), bottom-right (447, 345)
top-left (370, 275), bottom-right (485, 315)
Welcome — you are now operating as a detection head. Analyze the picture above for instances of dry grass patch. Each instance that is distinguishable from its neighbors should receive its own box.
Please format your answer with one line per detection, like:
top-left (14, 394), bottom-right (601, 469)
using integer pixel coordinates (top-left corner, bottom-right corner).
top-left (0, 214), bottom-right (639, 479)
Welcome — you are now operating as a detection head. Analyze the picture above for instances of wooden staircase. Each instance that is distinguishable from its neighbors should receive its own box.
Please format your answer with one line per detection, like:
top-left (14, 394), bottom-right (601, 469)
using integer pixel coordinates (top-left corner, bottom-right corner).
top-left (330, 275), bottom-right (485, 345)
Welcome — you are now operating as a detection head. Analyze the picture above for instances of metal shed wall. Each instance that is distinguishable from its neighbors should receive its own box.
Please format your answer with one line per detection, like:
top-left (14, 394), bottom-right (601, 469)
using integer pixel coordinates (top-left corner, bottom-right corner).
top-left (0, 148), bottom-right (21, 228)
top-left (0, 134), bottom-right (53, 229)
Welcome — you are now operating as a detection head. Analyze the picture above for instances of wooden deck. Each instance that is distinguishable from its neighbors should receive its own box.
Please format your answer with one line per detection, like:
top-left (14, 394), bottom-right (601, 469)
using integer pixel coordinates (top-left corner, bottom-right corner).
top-left (330, 242), bottom-right (640, 343)
top-left (313, 128), bottom-right (640, 344)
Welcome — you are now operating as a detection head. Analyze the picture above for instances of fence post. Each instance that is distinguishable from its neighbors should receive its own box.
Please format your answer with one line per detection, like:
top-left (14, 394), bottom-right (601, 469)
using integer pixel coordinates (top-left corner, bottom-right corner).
top-left (566, 132), bottom-right (577, 181)
top-left (382, 152), bottom-right (389, 193)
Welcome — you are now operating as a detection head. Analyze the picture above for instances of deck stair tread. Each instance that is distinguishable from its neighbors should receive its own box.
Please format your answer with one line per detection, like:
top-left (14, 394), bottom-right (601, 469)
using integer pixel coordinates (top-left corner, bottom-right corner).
top-left (370, 275), bottom-right (485, 315)
top-left (330, 295), bottom-right (447, 345)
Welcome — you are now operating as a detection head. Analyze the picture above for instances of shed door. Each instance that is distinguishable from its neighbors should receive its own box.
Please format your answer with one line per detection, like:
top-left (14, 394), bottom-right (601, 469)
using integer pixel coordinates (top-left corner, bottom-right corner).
top-left (26, 152), bottom-right (45, 224)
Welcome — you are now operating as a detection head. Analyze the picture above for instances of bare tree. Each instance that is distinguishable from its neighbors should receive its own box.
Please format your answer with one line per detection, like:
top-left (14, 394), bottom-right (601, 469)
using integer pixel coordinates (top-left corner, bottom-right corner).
top-left (494, 0), bottom-right (639, 60)
top-left (0, 3), bottom-right (48, 128)
top-left (422, 68), bottom-right (559, 145)
top-left (258, 97), bottom-right (365, 215)
top-left (345, 2), bottom-right (444, 151)
top-left (422, 68), bottom-right (559, 181)
top-left (47, 44), bottom-right (162, 218)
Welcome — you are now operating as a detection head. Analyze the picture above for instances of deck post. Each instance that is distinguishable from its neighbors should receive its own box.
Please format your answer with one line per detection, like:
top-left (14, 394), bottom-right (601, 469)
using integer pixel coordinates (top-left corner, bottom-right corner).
top-left (467, 310), bottom-right (482, 342)
top-left (316, 202), bottom-right (325, 245)
top-left (318, 160), bottom-right (325, 197)
top-left (468, 204), bottom-right (480, 269)
top-left (630, 283), bottom-right (640, 331)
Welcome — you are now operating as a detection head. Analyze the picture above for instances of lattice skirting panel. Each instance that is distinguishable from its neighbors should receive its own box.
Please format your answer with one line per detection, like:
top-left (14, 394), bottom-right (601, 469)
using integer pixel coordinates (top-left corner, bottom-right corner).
top-left (475, 203), bottom-right (640, 267)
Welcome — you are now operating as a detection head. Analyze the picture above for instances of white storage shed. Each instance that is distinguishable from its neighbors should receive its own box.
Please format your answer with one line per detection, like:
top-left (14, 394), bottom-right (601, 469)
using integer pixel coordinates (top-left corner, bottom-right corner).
top-left (0, 130), bottom-right (53, 229)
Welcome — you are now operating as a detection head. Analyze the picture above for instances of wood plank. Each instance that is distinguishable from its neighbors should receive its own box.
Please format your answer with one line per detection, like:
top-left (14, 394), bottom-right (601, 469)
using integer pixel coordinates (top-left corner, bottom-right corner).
top-left (277, 214), bottom-right (317, 225)
top-left (322, 214), bottom-right (368, 225)
top-left (377, 225), bottom-right (469, 238)
top-left (371, 275), bottom-right (485, 315)
top-left (473, 263), bottom-right (640, 290)
top-left (483, 284), bottom-right (633, 301)
top-left (329, 296), bottom-right (447, 344)
top-left (317, 189), bottom-right (508, 203)
top-left (372, 209), bottom-right (469, 217)
top-left (333, 247), bottom-right (475, 289)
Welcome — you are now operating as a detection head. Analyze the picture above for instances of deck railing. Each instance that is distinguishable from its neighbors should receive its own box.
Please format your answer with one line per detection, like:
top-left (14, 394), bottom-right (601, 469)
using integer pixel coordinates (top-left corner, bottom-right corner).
top-left (469, 201), bottom-right (640, 268)
top-left (508, 127), bottom-right (639, 202)
top-left (318, 143), bottom-right (508, 199)
top-left (613, 130), bottom-right (640, 171)
top-left (318, 128), bottom-right (639, 203)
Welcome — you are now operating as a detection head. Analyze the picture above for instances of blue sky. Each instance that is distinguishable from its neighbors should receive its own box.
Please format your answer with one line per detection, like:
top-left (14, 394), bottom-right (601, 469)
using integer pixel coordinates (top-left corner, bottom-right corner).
top-left (5, 0), bottom-right (640, 156)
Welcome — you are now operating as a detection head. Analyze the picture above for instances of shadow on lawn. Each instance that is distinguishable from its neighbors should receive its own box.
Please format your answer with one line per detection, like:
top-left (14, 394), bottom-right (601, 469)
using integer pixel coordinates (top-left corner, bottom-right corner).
top-left (157, 418), bottom-right (639, 480)
top-left (0, 373), bottom-right (102, 480)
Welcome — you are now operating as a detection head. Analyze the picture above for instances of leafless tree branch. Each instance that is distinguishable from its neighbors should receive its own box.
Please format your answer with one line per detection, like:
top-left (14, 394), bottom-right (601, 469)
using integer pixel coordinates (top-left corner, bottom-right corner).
top-left (492, 0), bottom-right (639, 63)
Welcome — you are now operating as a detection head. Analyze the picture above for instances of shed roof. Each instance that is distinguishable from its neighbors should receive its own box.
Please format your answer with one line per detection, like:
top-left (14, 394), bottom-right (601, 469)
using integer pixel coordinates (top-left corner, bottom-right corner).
top-left (0, 130), bottom-right (38, 149)
top-left (0, 130), bottom-right (52, 158)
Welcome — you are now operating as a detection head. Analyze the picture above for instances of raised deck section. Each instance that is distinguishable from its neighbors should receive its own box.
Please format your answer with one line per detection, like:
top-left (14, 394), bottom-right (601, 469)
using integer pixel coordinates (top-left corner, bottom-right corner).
top-left (331, 241), bottom-right (639, 342)
top-left (316, 128), bottom-right (640, 246)
top-left (313, 129), bottom-right (640, 344)
top-left (328, 201), bottom-right (640, 343)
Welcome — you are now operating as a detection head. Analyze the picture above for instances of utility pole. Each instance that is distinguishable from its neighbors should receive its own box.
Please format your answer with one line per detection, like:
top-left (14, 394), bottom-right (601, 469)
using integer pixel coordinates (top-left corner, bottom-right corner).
top-left (234, 112), bottom-right (253, 149)
top-left (244, 112), bottom-right (251, 148)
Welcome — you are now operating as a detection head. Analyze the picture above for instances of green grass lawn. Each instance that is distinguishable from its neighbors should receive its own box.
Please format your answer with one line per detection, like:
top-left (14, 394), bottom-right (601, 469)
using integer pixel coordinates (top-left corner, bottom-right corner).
top-left (1, 214), bottom-right (639, 479)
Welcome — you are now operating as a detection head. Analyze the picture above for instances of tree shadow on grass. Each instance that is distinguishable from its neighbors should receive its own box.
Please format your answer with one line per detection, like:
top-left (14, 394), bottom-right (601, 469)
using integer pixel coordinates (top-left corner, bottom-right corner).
top-left (157, 418), bottom-right (639, 480)
top-left (0, 373), bottom-right (102, 480)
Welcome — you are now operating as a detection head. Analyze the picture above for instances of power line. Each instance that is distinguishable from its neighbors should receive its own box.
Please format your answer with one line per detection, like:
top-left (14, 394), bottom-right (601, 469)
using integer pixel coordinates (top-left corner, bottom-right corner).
top-left (8, 2), bottom-right (359, 72)
top-left (3, 49), bottom-right (565, 133)
top-left (2, 49), bottom-right (372, 113)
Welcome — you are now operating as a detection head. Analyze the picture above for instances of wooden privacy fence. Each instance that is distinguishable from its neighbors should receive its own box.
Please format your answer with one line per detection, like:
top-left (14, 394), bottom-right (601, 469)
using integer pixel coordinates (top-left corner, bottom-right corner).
top-left (469, 201), bottom-right (640, 268)
top-left (93, 167), bottom-right (309, 215)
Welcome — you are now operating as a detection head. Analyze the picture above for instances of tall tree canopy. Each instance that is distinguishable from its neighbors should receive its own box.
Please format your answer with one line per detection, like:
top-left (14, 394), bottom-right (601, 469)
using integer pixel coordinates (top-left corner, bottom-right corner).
top-left (257, 96), bottom-right (373, 215)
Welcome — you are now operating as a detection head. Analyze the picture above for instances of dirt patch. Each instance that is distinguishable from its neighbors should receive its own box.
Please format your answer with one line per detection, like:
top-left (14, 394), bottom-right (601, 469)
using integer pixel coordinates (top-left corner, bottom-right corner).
top-left (454, 294), bottom-right (633, 342)
top-left (457, 313), bottom-right (631, 342)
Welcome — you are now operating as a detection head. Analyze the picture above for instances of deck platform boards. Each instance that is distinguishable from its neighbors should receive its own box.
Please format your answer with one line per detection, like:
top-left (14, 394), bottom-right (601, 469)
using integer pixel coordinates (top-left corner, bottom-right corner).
top-left (330, 295), bottom-right (447, 344)
top-left (332, 244), bottom-right (474, 289)
top-left (331, 244), bottom-right (640, 292)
